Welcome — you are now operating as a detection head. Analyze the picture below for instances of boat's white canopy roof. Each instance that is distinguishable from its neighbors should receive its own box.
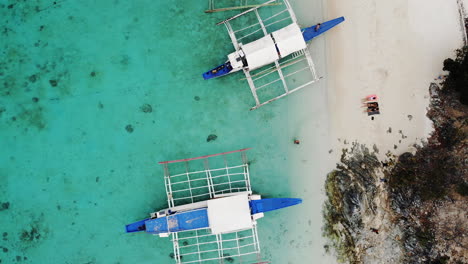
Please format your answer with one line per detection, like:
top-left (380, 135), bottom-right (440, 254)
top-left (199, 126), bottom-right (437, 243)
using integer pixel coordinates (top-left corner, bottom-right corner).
top-left (241, 23), bottom-right (305, 71)
top-left (242, 34), bottom-right (279, 71)
top-left (207, 193), bottom-right (252, 234)
top-left (272, 23), bottom-right (306, 58)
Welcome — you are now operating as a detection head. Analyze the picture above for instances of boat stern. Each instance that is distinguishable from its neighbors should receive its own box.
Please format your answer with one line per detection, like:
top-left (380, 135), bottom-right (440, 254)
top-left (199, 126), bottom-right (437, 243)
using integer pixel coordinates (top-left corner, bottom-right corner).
top-left (125, 218), bottom-right (149, 233)
top-left (202, 62), bottom-right (234, 80)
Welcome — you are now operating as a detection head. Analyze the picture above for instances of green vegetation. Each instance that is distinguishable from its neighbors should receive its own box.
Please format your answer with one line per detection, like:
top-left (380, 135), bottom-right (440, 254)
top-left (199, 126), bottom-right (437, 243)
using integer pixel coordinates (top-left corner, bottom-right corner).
top-left (414, 227), bottom-right (434, 249)
top-left (432, 255), bottom-right (450, 264)
top-left (388, 147), bottom-right (456, 201)
top-left (323, 170), bottom-right (358, 263)
top-left (456, 182), bottom-right (468, 196)
top-left (389, 45), bottom-right (467, 201)
top-left (385, 46), bottom-right (468, 262)
top-left (443, 46), bottom-right (468, 105)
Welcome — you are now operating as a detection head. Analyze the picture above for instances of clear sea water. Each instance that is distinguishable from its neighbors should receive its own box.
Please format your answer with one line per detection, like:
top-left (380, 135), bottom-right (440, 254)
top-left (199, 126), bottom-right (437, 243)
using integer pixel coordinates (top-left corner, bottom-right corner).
top-left (0, 1), bottom-right (331, 263)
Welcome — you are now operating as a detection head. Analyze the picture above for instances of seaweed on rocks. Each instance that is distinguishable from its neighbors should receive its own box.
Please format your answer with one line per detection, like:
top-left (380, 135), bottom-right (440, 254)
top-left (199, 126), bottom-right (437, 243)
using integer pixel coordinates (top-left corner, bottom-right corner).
top-left (323, 144), bottom-right (384, 263)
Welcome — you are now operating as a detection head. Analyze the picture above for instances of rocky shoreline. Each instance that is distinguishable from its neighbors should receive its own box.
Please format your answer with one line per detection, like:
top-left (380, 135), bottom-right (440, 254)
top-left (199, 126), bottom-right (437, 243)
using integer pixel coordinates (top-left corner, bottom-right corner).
top-left (323, 46), bottom-right (468, 263)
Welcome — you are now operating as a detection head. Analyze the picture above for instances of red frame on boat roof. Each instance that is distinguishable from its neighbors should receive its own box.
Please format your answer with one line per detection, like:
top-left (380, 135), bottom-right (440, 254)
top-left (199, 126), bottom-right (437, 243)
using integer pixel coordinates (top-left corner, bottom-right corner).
top-left (158, 148), bottom-right (251, 164)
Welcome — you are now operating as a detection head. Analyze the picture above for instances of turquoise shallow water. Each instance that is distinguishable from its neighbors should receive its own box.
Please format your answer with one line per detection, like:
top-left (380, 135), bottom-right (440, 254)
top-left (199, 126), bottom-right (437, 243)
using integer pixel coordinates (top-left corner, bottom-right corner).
top-left (1, 1), bottom-right (327, 263)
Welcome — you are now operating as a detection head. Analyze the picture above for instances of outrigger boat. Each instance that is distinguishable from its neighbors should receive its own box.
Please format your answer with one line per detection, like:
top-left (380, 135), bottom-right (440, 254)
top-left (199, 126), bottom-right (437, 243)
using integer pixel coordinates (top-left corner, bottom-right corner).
top-left (202, 0), bottom-right (344, 110)
top-left (125, 149), bottom-right (301, 264)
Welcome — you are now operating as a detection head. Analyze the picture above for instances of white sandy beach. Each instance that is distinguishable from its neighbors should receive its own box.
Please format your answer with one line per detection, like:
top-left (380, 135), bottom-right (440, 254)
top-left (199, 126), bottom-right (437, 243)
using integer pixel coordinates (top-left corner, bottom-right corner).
top-left (326, 0), bottom-right (466, 159)
top-left (283, 0), bottom-right (466, 263)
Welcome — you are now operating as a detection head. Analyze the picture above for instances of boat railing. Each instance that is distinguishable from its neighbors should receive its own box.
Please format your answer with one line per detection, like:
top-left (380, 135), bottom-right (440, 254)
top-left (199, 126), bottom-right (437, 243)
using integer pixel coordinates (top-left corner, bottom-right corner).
top-left (161, 149), bottom-right (252, 207)
top-left (206, 0), bottom-right (281, 13)
top-left (229, 6), bottom-right (292, 44)
top-left (171, 227), bottom-right (261, 263)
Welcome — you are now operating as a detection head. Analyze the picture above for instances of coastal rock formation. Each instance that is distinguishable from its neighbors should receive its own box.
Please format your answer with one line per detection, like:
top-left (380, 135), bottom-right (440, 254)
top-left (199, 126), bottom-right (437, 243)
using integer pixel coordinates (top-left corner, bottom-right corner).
top-left (323, 144), bottom-right (404, 263)
top-left (324, 46), bottom-right (468, 263)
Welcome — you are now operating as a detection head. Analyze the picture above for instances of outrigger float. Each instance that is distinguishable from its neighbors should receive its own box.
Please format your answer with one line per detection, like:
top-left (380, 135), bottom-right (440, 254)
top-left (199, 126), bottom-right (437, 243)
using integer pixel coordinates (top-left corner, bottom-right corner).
top-left (125, 149), bottom-right (301, 264)
top-left (202, 0), bottom-right (344, 110)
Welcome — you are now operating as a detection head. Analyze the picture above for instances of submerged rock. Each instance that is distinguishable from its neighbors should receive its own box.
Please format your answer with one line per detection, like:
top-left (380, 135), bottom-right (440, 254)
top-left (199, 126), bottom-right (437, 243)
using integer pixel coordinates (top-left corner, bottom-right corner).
top-left (323, 144), bottom-right (396, 263)
top-left (49, 79), bottom-right (57, 87)
top-left (140, 103), bottom-right (152, 113)
top-left (20, 227), bottom-right (40, 242)
top-left (125, 124), bottom-right (134, 133)
top-left (206, 134), bottom-right (217, 142)
top-left (0, 202), bottom-right (9, 211)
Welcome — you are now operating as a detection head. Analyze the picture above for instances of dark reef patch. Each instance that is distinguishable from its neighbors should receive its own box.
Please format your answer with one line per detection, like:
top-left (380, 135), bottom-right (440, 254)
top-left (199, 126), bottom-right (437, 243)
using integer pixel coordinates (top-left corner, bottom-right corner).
top-left (16, 106), bottom-right (46, 130)
top-left (48, 79), bottom-right (57, 87)
top-left (90, 71), bottom-right (96, 77)
top-left (20, 227), bottom-right (41, 242)
top-left (194, 96), bottom-right (200, 101)
top-left (120, 55), bottom-right (130, 66)
top-left (139, 104), bottom-right (152, 113)
top-left (18, 218), bottom-right (48, 250)
top-left (0, 202), bottom-right (9, 211)
top-left (206, 134), bottom-right (217, 142)
top-left (125, 124), bottom-right (134, 133)
top-left (28, 74), bottom-right (37, 83)
top-left (32, 97), bottom-right (39, 103)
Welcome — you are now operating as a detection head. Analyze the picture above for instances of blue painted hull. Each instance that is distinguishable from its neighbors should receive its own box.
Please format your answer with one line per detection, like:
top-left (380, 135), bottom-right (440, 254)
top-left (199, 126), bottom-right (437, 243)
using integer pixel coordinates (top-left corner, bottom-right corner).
top-left (145, 209), bottom-right (209, 234)
top-left (302, 17), bottom-right (345, 42)
top-left (202, 61), bottom-right (233, 80)
top-left (126, 197), bottom-right (302, 234)
top-left (250, 198), bottom-right (302, 214)
top-left (125, 218), bottom-right (149, 233)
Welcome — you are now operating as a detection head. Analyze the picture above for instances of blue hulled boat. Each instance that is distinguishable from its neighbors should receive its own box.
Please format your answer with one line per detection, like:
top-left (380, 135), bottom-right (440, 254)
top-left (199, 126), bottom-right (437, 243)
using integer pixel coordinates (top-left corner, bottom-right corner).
top-left (202, 16), bottom-right (345, 80)
top-left (126, 195), bottom-right (302, 235)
